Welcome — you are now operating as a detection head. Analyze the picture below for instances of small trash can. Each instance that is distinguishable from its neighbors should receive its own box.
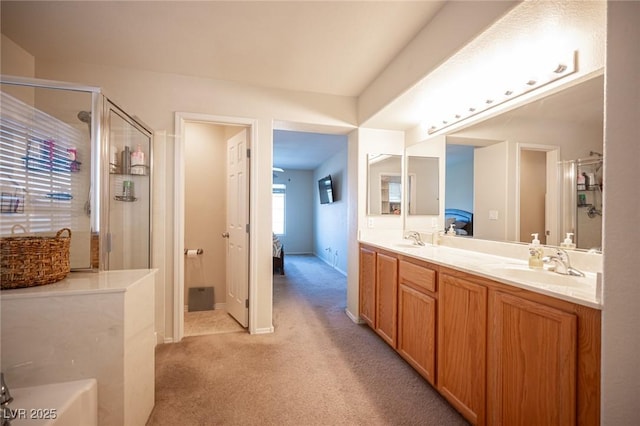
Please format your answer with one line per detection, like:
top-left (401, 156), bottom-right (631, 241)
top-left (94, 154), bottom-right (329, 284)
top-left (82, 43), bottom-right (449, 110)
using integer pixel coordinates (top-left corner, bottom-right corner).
top-left (188, 286), bottom-right (214, 312)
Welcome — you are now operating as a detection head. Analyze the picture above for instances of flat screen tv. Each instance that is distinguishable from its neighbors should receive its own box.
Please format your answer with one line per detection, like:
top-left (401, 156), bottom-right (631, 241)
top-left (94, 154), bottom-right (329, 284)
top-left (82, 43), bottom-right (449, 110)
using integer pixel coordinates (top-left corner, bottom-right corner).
top-left (318, 175), bottom-right (334, 204)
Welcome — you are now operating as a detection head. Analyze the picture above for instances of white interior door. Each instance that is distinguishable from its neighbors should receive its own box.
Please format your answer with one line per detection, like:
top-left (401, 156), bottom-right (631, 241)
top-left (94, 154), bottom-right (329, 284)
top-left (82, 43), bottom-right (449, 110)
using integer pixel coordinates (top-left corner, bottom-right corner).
top-left (225, 129), bottom-right (249, 327)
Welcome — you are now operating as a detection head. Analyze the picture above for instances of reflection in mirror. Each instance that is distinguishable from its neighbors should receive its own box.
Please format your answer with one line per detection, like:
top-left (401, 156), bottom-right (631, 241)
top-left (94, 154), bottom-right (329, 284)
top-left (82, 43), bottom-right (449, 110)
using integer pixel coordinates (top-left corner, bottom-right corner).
top-left (443, 75), bottom-right (604, 251)
top-left (407, 156), bottom-right (439, 215)
top-left (367, 154), bottom-right (402, 215)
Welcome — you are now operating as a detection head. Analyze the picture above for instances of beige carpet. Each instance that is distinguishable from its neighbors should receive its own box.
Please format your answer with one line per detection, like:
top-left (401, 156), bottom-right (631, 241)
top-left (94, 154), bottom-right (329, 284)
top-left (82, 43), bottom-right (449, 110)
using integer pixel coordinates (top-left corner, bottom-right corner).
top-left (147, 254), bottom-right (468, 425)
top-left (184, 309), bottom-right (245, 337)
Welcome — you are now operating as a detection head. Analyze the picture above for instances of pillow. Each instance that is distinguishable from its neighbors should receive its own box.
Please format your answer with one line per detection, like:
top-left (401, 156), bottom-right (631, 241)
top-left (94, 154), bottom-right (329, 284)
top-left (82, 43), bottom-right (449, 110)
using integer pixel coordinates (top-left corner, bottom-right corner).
top-left (454, 221), bottom-right (468, 231)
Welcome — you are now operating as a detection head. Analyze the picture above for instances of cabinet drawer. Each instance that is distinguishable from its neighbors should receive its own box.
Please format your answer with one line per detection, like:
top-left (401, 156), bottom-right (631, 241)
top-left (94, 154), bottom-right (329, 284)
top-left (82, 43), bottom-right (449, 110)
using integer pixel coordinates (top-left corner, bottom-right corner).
top-left (399, 260), bottom-right (436, 293)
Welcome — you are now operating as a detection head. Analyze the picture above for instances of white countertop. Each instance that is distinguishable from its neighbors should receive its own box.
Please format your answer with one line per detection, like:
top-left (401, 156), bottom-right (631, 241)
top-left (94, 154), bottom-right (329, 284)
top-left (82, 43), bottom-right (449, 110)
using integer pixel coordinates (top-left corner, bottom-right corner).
top-left (0, 269), bottom-right (157, 299)
top-left (360, 237), bottom-right (602, 310)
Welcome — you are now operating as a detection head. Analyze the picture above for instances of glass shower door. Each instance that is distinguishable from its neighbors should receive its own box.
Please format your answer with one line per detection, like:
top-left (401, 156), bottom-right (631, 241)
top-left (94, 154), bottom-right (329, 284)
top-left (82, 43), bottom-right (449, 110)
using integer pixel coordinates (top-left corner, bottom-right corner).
top-left (104, 102), bottom-right (152, 270)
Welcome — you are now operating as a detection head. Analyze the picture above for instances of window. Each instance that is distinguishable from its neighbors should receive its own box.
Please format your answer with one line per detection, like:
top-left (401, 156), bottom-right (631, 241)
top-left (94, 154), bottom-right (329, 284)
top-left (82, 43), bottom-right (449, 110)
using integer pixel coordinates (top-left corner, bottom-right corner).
top-left (0, 91), bottom-right (90, 236)
top-left (272, 183), bottom-right (286, 235)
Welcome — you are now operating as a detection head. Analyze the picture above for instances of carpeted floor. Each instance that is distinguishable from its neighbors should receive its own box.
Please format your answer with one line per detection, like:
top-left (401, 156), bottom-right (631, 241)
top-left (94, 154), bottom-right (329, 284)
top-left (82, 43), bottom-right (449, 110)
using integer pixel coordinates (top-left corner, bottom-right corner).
top-left (147, 254), bottom-right (468, 425)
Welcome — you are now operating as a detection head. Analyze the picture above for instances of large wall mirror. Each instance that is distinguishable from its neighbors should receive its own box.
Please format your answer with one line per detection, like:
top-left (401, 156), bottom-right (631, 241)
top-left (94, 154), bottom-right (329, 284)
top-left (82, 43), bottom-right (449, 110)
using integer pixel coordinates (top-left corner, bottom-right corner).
top-left (367, 154), bottom-right (402, 215)
top-left (441, 74), bottom-right (604, 251)
top-left (407, 156), bottom-right (439, 215)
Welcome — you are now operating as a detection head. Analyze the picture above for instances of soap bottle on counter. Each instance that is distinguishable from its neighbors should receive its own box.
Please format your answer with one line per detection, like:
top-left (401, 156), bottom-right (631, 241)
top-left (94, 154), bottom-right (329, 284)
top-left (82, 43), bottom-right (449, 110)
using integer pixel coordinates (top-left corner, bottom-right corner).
top-left (560, 232), bottom-right (576, 249)
top-left (528, 233), bottom-right (543, 269)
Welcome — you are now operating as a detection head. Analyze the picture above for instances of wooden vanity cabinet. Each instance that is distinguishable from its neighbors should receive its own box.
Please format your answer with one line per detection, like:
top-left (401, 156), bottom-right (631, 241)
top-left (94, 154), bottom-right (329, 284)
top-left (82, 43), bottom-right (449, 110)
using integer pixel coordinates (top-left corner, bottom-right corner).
top-left (488, 291), bottom-right (577, 425)
top-left (358, 245), bottom-right (600, 426)
top-left (359, 245), bottom-right (376, 328)
top-left (487, 286), bottom-right (601, 426)
top-left (397, 259), bottom-right (438, 385)
top-left (438, 271), bottom-right (488, 425)
top-left (358, 245), bottom-right (398, 347)
top-left (375, 251), bottom-right (398, 347)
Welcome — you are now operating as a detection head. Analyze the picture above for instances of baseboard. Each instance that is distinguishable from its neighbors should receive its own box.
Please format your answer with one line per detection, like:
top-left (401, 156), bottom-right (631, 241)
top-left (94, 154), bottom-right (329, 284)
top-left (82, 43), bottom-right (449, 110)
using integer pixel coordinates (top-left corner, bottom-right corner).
top-left (163, 337), bottom-right (174, 344)
top-left (214, 302), bottom-right (227, 310)
top-left (345, 308), bottom-right (364, 324)
top-left (316, 253), bottom-right (347, 276)
top-left (155, 331), bottom-right (165, 346)
top-left (252, 326), bottom-right (275, 334)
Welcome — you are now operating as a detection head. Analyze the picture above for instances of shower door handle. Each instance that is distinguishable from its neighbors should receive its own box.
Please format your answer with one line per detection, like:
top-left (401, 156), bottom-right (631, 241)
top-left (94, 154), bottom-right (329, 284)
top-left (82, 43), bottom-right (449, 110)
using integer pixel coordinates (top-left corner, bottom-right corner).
top-left (221, 232), bottom-right (229, 239)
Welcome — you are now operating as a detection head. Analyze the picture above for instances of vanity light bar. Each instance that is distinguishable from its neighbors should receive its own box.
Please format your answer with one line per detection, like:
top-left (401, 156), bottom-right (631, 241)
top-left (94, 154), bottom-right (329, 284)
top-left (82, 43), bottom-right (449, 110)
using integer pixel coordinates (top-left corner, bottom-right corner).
top-left (427, 51), bottom-right (577, 135)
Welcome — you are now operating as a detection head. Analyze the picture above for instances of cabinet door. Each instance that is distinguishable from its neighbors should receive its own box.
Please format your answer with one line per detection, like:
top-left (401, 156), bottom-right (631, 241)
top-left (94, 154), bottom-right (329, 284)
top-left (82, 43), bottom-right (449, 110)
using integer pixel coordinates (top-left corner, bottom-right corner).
top-left (359, 246), bottom-right (376, 327)
top-left (438, 273), bottom-right (487, 425)
top-left (488, 291), bottom-right (577, 425)
top-left (398, 284), bottom-right (436, 384)
top-left (375, 252), bottom-right (398, 347)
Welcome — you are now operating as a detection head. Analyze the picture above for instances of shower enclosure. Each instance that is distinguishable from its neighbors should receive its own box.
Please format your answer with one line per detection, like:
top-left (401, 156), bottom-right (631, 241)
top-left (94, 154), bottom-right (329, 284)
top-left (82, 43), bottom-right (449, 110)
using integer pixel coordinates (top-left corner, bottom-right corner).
top-left (0, 75), bottom-right (152, 270)
top-left (559, 154), bottom-right (603, 251)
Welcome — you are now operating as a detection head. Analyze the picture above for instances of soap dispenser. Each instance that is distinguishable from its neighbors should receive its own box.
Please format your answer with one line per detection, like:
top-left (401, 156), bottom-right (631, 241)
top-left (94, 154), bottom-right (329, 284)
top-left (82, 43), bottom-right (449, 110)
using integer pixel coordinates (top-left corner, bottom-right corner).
top-left (528, 233), bottom-right (543, 269)
top-left (560, 232), bottom-right (576, 249)
top-left (446, 223), bottom-right (456, 236)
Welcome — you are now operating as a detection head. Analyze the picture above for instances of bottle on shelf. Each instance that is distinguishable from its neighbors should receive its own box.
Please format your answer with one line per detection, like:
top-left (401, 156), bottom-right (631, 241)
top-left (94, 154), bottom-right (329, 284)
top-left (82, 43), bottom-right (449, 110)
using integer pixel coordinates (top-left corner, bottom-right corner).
top-left (130, 145), bottom-right (146, 175)
top-left (121, 146), bottom-right (131, 175)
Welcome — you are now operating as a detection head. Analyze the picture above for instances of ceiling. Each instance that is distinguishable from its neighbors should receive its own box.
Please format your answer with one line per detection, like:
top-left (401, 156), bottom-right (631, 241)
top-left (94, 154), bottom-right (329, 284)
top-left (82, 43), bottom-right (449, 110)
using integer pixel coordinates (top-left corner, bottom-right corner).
top-left (0, 1), bottom-right (443, 98)
top-left (1, 0), bottom-right (445, 170)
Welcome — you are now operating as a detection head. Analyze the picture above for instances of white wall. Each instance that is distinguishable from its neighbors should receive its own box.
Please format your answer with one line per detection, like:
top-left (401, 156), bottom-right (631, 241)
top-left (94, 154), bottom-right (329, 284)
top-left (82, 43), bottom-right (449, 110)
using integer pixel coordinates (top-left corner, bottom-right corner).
top-left (445, 147), bottom-right (474, 212)
top-left (602, 2), bottom-right (640, 423)
top-left (473, 142), bottom-right (509, 241)
top-left (359, 1), bottom-right (517, 125)
top-left (346, 128), bottom-right (404, 321)
top-left (314, 145), bottom-right (348, 274)
top-left (272, 169), bottom-right (314, 254)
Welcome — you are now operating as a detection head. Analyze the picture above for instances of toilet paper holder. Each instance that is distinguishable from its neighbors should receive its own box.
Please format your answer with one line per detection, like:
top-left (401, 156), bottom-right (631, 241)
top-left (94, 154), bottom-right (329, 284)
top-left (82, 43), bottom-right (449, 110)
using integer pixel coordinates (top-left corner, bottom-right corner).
top-left (184, 248), bottom-right (204, 255)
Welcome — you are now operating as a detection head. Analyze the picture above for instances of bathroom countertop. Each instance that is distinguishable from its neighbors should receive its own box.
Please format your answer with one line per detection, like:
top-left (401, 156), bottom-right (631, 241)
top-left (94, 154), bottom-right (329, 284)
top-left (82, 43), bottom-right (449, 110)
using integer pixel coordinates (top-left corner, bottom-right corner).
top-left (0, 269), bottom-right (157, 299)
top-left (360, 237), bottom-right (602, 310)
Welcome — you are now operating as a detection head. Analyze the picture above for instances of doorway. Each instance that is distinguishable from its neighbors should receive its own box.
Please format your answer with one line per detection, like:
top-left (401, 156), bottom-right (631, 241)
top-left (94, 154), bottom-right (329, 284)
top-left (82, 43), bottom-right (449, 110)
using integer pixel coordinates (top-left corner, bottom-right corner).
top-left (174, 113), bottom-right (257, 342)
top-left (517, 144), bottom-right (560, 245)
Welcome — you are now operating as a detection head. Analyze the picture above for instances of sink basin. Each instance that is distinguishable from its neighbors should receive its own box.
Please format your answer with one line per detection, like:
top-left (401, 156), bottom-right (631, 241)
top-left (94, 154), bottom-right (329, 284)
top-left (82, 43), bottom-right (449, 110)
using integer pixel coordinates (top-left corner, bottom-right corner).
top-left (393, 242), bottom-right (423, 249)
top-left (479, 263), bottom-right (594, 287)
top-left (8, 379), bottom-right (97, 425)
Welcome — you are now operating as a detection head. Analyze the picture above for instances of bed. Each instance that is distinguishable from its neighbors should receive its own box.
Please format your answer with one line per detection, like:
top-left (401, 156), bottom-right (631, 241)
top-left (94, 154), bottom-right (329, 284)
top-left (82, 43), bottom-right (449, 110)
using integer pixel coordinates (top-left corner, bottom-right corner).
top-left (273, 234), bottom-right (285, 275)
top-left (444, 208), bottom-right (474, 236)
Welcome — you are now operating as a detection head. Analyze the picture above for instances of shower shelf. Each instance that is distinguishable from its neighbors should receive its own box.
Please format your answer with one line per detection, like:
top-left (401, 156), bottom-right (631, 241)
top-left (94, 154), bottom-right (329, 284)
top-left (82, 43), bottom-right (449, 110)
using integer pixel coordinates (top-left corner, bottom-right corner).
top-left (109, 164), bottom-right (148, 176)
top-left (114, 195), bottom-right (137, 202)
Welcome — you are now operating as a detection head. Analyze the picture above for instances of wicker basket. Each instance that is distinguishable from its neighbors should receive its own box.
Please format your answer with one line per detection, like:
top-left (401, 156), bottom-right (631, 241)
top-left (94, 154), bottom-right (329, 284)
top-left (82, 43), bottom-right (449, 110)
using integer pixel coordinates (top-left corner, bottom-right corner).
top-left (1, 227), bottom-right (72, 290)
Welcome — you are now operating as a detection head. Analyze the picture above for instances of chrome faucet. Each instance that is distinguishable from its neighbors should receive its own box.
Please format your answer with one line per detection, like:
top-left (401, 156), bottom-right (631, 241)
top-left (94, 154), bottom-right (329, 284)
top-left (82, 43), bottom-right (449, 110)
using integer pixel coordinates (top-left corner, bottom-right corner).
top-left (404, 231), bottom-right (425, 246)
top-left (1, 373), bottom-right (14, 426)
top-left (543, 248), bottom-right (585, 277)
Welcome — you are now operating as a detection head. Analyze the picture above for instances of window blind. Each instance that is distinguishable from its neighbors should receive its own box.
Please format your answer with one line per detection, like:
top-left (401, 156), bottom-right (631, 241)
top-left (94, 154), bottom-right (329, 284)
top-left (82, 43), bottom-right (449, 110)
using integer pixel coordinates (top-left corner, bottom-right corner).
top-left (0, 91), bottom-right (90, 236)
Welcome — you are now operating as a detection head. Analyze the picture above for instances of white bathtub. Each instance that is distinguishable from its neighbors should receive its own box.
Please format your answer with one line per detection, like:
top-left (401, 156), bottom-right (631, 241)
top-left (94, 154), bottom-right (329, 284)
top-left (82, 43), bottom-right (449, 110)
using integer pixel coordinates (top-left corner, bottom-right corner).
top-left (7, 379), bottom-right (97, 426)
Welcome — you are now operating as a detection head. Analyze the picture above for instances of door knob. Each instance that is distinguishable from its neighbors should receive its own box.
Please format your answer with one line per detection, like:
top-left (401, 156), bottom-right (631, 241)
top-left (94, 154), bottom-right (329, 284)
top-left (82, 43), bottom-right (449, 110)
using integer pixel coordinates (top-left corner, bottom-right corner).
top-left (221, 232), bottom-right (229, 238)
